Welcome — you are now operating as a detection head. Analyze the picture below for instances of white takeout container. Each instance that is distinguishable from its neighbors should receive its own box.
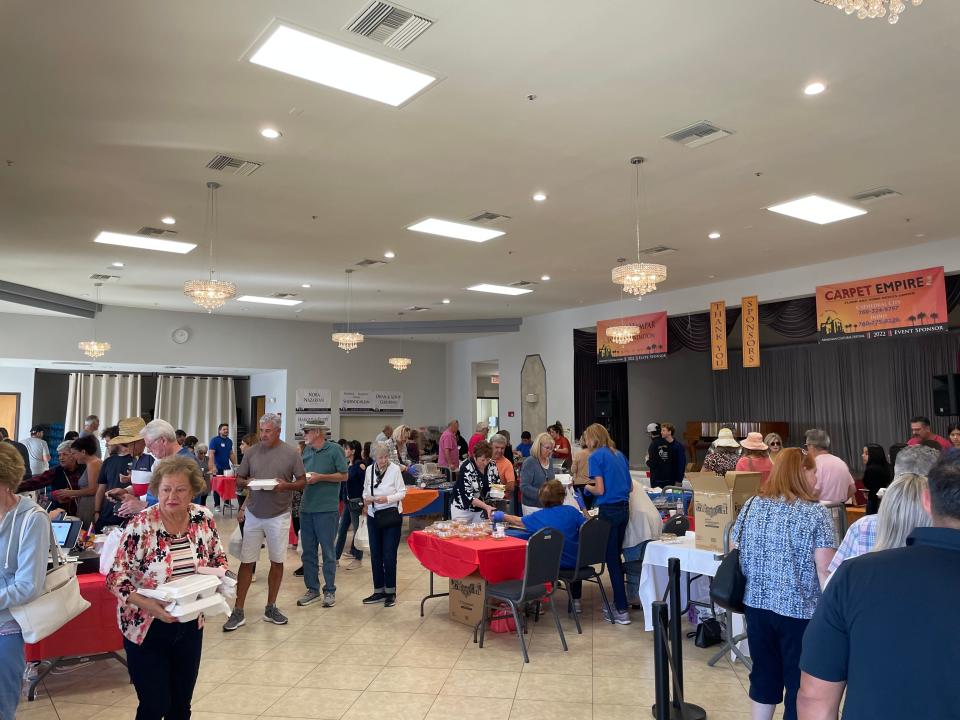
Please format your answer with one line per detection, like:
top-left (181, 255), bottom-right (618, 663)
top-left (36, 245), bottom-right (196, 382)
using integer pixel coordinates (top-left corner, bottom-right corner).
top-left (248, 479), bottom-right (279, 490)
top-left (139, 574), bottom-right (222, 602)
top-left (223, 468), bottom-right (235, 477)
top-left (555, 474), bottom-right (572, 486)
top-left (166, 594), bottom-right (230, 623)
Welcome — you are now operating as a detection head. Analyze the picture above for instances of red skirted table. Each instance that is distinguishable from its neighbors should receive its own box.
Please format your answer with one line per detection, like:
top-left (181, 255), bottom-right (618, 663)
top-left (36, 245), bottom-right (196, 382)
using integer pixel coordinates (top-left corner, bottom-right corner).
top-left (24, 572), bottom-right (126, 701)
top-left (210, 475), bottom-right (239, 503)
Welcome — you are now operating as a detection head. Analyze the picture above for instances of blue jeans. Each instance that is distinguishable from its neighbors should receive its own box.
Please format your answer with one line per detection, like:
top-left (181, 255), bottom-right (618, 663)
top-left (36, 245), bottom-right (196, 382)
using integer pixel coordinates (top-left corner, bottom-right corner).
top-left (0, 632), bottom-right (25, 720)
top-left (335, 505), bottom-right (363, 561)
top-left (622, 543), bottom-right (645, 603)
top-left (367, 517), bottom-right (402, 594)
top-left (300, 511), bottom-right (339, 594)
top-left (598, 502), bottom-right (629, 612)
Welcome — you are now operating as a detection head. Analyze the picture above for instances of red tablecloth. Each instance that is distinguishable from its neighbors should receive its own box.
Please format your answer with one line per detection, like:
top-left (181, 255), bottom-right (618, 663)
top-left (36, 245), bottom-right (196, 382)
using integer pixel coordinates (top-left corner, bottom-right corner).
top-left (25, 573), bottom-right (123, 661)
top-left (407, 531), bottom-right (526, 583)
top-left (210, 475), bottom-right (238, 502)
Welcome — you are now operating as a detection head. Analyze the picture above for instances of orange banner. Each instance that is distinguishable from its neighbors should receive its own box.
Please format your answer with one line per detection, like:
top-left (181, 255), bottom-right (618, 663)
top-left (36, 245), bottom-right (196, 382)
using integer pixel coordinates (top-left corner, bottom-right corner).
top-left (710, 301), bottom-right (727, 370)
top-left (816, 266), bottom-right (947, 342)
top-left (741, 296), bottom-right (760, 367)
top-left (596, 311), bottom-right (668, 364)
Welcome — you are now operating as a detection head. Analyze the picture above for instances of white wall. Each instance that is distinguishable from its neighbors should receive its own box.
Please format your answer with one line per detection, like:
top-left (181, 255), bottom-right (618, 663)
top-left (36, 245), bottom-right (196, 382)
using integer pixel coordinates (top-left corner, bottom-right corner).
top-left (249, 370), bottom-right (287, 428)
top-left (0, 366), bottom-right (35, 440)
top-left (0, 305), bottom-right (448, 441)
top-left (447, 237), bottom-right (960, 441)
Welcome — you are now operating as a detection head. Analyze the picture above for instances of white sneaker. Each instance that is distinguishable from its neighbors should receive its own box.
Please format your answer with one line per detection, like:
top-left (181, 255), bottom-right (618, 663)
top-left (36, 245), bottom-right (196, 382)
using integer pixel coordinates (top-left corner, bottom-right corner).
top-left (572, 599), bottom-right (582, 614)
top-left (344, 558), bottom-right (362, 570)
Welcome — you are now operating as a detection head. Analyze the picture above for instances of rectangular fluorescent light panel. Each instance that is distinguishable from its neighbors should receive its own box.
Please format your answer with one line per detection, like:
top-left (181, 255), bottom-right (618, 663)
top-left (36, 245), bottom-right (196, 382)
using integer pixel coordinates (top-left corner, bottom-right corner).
top-left (467, 284), bottom-right (532, 296)
top-left (247, 23), bottom-right (438, 107)
top-left (408, 218), bottom-right (505, 243)
top-left (237, 295), bottom-right (303, 306)
top-left (767, 195), bottom-right (867, 225)
top-left (94, 231), bottom-right (196, 254)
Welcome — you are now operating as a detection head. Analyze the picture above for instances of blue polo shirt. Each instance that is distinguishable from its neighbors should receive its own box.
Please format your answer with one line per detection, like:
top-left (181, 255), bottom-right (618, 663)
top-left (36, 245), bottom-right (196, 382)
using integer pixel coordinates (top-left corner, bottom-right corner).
top-left (300, 441), bottom-right (348, 513)
top-left (800, 527), bottom-right (960, 719)
top-left (209, 435), bottom-right (233, 472)
top-left (586, 447), bottom-right (631, 504)
top-left (509, 504), bottom-right (586, 568)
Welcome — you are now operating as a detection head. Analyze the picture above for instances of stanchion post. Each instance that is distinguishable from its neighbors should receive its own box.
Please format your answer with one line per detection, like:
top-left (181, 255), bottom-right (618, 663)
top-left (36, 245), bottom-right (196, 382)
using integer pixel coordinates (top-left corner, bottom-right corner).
top-left (652, 601), bottom-right (670, 720)
top-left (668, 556), bottom-right (684, 709)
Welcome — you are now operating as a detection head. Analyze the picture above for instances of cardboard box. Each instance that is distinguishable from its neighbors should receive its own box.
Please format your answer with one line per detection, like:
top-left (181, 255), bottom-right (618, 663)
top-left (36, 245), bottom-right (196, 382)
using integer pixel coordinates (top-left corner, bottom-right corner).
top-left (689, 471), bottom-right (762, 553)
top-left (448, 572), bottom-right (487, 627)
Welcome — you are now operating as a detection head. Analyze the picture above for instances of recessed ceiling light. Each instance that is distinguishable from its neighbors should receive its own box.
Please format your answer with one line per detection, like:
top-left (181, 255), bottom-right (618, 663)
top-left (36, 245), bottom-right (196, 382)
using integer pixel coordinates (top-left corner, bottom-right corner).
top-left (237, 295), bottom-right (303, 306)
top-left (246, 22), bottom-right (439, 107)
top-left (407, 218), bottom-right (505, 243)
top-left (260, 127), bottom-right (282, 139)
top-left (707, 274), bottom-right (716, 279)
top-left (94, 231), bottom-right (196, 254)
top-left (532, 192), bottom-right (547, 202)
top-left (540, 275), bottom-right (551, 281)
top-left (161, 216), bottom-right (176, 225)
top-left (804, 82), bottom-right (827, 96)
top-left (708, 232), bottom-right (721, 240)
top-left (301, 283), bottom-right (311, 288)
top-left (914, 233), bottom-right (926, 238)
top-left (384, 250), bottom-right (396, 259)
top-left (767, 195), bottom-right (867, 225)
top-left (111, 262), bottom-right (125, 268)
top-left (441, 298), bottom-right (451, 304)
top-left (467, 284), bottom-right (532, 296)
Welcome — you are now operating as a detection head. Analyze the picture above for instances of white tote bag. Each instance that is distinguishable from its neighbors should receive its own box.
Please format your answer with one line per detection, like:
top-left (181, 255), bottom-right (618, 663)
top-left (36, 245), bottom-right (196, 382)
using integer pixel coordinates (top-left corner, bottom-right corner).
top-left (10, 508), bottom-right (91, 643)
top-left (354, 514), bottom-right (370, 553)
top-left (227, 525), bottom-right (244, 560)
top-left (99, 526), bottom-right (125, 575)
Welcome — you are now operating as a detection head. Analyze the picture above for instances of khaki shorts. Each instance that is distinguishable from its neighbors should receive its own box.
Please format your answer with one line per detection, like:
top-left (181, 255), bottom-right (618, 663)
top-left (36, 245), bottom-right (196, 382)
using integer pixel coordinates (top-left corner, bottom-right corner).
top-left (240, 510), bottom-right (290, 564)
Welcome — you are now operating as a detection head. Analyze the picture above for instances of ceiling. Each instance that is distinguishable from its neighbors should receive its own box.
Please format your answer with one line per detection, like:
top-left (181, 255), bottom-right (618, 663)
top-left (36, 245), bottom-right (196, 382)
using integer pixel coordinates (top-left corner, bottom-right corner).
top-left (2, 1), bottom-right (958, 324)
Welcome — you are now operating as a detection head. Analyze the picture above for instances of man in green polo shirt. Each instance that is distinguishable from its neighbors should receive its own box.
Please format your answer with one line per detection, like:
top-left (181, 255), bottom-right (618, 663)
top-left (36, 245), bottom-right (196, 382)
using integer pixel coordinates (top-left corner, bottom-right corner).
top-left (296, 422), bottom-right (348, 608)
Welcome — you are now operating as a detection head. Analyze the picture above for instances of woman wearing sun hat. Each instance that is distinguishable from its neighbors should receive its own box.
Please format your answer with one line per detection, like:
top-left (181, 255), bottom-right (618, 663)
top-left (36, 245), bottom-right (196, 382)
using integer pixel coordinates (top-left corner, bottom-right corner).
top-left (702, 428), bottom-right (741, 475)
top-left (737, 432), bottom-right (774, 487)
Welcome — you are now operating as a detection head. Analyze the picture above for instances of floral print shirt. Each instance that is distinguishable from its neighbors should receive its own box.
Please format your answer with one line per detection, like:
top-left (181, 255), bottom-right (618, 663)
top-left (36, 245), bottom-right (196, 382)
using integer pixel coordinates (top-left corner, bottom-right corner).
top-left (106, 504), bottom-right (228, 644)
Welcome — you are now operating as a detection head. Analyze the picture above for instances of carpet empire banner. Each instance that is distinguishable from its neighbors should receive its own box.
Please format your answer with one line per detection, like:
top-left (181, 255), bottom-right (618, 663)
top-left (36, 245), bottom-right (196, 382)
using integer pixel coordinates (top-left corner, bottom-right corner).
top-left (816, 266), bottom-right (948, 343)
top-left (596, 311), bottom-right (668, 364)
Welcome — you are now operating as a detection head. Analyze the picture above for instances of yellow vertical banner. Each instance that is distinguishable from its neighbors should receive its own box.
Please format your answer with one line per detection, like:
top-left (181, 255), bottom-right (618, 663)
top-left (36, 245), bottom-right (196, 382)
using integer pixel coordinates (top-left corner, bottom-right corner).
top-left (710, 301), bottom-right (728, 370)
top-left (742, 295), bottom-right (760, 368)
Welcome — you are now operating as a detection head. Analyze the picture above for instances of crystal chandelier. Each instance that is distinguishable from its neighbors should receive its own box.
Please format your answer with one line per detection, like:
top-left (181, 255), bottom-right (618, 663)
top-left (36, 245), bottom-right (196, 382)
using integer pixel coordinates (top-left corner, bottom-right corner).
top-left (332, 269), bottom-right (364, 352)
top-left (605, 325), bottom-right (639, 346)
top-left (78, 283), bottom-right (111, 359)
top-left (184, 181), bottom-right (237, 312)
top-left (388, 356), bottom-right (412, 371)
top-left (816, 0), bottom-right (922, 23)
top-left (611, 157), bottom-right (667, 298)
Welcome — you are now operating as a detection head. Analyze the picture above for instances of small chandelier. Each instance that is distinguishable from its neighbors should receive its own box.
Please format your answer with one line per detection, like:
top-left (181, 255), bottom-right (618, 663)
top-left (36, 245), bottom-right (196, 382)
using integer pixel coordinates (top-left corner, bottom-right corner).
top-left (389, 356), bottom-right (412, 372)
top-left (332, 269), bottom-right (364, 352)
top-left (605, 325), bottom-right (639, 346)
top-left (184, 181), bottom-right (237, 312)
top-left (611, 156), bottom-right (667, 299)
top-left (79, 283), bottom-right (111, 359)
top-left (815, 0), bottom-right (921, 23)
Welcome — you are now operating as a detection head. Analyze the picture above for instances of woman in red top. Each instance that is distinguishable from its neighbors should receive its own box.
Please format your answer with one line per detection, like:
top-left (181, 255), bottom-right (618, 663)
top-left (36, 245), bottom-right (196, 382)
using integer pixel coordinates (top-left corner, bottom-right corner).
top-left (737, 432), bottom-right (774, 487)
top-left (548, 422), bottom-right (572, 469)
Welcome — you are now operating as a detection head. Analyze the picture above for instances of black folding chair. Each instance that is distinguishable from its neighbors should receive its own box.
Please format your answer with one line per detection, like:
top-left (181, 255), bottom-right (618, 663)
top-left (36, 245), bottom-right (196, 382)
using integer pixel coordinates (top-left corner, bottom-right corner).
top-left (477, 527), bottom-right (567, 663)
top-left (555, 516), bottom-right (613, 632)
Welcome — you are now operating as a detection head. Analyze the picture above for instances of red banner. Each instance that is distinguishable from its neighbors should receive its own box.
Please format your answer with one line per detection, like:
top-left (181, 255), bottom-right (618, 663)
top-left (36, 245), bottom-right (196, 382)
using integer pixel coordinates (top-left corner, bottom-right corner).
top-left (596, 312), bottom-right (668, 364)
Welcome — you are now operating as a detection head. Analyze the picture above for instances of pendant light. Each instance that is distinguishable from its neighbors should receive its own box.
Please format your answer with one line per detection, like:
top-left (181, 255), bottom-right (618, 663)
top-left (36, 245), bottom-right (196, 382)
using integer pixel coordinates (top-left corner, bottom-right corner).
top-left (78, 283), bottom-right (112, 359)
top-left (611, 156), bottom-right (667, 298)
top-left (332, 269), bottom-right (364, 352)
top-left (388, 312), bottom-right (412, 372)
top-left (184, 181), bottom-right (237, 312)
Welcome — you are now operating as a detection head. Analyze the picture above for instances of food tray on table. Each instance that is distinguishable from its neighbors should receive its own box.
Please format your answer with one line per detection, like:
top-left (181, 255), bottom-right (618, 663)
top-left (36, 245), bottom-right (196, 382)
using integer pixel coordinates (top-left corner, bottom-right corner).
top-left (421, 519), bottom-right (494, 539)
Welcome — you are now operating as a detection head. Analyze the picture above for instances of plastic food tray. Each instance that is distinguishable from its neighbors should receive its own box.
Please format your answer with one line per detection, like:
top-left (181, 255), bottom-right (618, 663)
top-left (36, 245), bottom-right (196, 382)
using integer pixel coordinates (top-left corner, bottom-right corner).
top-left (139, 573), bottom-right (222, 602)
top-left (167, 594), bottom-right (230, 623)
top-left (248, 479), bottom-right (279, 490)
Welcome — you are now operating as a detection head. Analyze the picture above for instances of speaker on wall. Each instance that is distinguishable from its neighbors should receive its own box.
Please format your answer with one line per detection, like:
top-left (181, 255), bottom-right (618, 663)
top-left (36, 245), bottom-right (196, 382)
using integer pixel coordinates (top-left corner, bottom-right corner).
top-left (596, 390), bottom-right (612, 419)
top-left (933, 374), bottom-right (960, 416)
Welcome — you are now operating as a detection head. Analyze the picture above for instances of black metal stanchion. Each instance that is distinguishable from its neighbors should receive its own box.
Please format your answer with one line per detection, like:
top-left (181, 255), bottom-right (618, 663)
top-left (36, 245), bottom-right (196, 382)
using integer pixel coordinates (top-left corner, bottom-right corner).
top-left (652, 601), bottom-right (671, 720)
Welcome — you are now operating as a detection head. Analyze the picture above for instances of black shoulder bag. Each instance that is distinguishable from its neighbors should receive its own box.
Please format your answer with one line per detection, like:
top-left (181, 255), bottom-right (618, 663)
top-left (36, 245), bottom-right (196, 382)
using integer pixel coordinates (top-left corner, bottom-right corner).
top-left (709, 497), bottom-right (755, 614)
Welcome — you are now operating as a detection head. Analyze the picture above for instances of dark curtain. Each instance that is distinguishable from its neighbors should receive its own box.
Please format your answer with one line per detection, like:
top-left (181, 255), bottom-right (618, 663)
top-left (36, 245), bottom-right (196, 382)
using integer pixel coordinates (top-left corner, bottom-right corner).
top-left (667, 308), bottom-right (741, 353)
top-left (573, 330), bottom-right (630, 458)
top-left (757, 297), bottom-right (817, 338)
top-left (946, 274), bottom-right (960, 313)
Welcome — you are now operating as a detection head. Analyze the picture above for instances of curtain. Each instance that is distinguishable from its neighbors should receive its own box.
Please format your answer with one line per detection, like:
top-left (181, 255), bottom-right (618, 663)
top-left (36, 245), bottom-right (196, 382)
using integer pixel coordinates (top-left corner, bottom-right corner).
top-left (64, 373), bottom-right (142, 432)
top-left (713, 331), bottom-right (960, 468)
top-left (573, 330), bottom-right (630, 459)
top-left (667, 308), bottom-right (742, 353)
top-left (154, 376), bottom-right (236, 446)
top-left (757, 297), bottom-right (817, 338)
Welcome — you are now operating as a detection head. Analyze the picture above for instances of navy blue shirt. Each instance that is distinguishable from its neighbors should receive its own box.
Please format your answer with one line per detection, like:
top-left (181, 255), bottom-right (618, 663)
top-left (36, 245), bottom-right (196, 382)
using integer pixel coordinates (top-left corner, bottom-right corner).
top-left (345, 459), bottom-right (366, 500)
top-left (209, 435), bottom-right (233, 472)
top-left (511, 504), bottom-right (586, 568)
top-left (587, 447), bottom-right (632, 505)
top-left (516, 442), bottom-right (532, 458)
top-left (800, 527), bottom-right (960, 719)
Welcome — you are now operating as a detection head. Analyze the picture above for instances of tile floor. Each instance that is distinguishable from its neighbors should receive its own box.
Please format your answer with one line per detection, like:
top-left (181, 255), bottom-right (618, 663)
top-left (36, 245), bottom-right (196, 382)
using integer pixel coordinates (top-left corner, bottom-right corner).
top-left (16, 514), bottom-right (782, 720)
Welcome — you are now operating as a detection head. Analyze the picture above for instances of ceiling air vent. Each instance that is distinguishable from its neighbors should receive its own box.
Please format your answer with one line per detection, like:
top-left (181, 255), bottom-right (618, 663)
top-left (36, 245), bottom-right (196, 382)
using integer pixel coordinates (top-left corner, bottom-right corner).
top-left (405, 305), bottom-right (430, 312)
top-left (206, 154), bottom-right (262, 177)
top-left (509, 280), bottom-right (538, 288)
top-left (663, 121), bottom-right (733, 148)
top-left (88, 273), bottom-right (121, 282)
top-left (355, 258), bottom-right (387, 267)
top-left (640, 245), bottom-right (677, 256)
top-left (137, 226), bottom-right (178, 238)
top-left (346, 1), bottom-right (434, 50)
top-left (468, 211), bottom-right (512, 225)
top-left (851, 187), bottom-right (901, 204)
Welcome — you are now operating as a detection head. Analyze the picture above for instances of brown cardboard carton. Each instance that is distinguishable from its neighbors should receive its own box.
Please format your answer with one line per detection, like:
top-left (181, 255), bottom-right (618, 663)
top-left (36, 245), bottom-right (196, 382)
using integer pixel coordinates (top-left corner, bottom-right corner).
top-left (689, 471), bottom-right (761, 553)
top-left (448, 572), bottom-right (486, 626)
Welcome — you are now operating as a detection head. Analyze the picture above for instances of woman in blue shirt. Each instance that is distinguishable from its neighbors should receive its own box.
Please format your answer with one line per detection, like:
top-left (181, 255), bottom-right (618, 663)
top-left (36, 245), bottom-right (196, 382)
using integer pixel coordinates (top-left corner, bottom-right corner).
top-left (581, 423), bottom-right (633, 625)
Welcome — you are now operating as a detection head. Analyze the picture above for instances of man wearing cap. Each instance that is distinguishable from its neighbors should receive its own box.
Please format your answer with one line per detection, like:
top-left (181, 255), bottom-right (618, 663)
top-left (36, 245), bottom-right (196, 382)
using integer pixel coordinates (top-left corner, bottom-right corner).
top-left (647, 422), bottom-right (685, 489)
top-left (93, 417), bottom-right (143, 529)
top-left (296, 422), bottom-right (348, 608)
top-left (108, 419), bottom-right (181, 516)
top-left (23, 425), bottom-right (51, 475)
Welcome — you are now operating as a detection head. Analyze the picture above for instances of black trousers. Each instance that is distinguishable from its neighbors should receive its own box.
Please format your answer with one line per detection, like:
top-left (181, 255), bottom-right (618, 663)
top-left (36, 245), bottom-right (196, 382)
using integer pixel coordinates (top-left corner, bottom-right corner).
top-left (124, 619), bottom-right (203, 720)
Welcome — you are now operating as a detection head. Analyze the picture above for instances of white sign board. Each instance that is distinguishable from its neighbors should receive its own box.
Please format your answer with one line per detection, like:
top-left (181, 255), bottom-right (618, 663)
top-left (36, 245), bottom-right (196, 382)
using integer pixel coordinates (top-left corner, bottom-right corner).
top-left (295, 388), bottom-right (331, 412)
top-left (339, 390), bottom-right (404, 415)
top-left (294, 412), bottom-right (332, 439)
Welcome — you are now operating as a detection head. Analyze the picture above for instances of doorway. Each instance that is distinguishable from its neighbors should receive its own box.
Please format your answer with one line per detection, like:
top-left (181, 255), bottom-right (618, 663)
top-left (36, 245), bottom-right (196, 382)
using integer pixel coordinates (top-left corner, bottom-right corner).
top-left (250, 395), bottom-right (265, 435)
top-left (0, 393), bottom-right (20, 440)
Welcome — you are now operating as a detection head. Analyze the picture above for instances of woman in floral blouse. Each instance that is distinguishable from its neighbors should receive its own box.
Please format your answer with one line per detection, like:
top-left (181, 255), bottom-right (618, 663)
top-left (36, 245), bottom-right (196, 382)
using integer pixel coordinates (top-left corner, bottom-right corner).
top-left (107, 454), bottom-right (228, 720)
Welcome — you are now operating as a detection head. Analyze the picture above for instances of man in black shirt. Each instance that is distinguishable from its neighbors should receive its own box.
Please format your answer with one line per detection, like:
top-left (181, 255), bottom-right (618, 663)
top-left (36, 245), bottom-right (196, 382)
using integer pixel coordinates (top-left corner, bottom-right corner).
top-left (798, 453), bottom-right (960, 719)
top-left (646, 422), bottom-right (686, 488)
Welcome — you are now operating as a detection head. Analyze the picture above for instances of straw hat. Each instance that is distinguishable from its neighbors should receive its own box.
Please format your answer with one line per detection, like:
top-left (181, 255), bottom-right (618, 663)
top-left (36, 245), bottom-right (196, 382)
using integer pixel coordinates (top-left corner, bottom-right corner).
top-left (740, 432), bottom-right (768, 451)
top-left (714, 428), bottom-right (740, 448)
top-left (109, 416), bottom-right (146, 446)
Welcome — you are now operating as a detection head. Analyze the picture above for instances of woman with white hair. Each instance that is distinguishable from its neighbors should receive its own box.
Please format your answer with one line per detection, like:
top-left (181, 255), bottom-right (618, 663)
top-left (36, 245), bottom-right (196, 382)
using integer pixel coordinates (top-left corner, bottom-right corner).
top-left (361, 442), bottom-right (406, 608)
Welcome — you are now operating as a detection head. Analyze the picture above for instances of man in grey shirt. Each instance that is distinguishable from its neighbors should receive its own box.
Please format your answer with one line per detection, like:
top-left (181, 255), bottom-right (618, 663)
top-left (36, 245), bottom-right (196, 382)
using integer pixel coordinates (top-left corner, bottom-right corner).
top-left (23, 425), bottom-right (51, 475)
top-left (224, 413), bottom-right (305, 631)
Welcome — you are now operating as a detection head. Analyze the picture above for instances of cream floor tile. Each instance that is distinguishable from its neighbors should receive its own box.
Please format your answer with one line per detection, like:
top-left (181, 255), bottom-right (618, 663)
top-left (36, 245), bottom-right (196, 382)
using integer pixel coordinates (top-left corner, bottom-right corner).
top-left (454, 648), bottom-right (525, 673)
top-left (258, 641), bottom-right (339, 663)
top-left (519, 650), bottom-right (590, 674)
top-left (591, 676), bottom-right (656, 706)
top-left (426, 696), bottom-right (514, 720)
top-left (201, 639), bottom-right (282, 660)
top-left (191, 683), bottom-right (289, 715)
top-left (192, 713), bottom-right (269, 720)
top-left (289, 624), bottom-right (359, 645)
top-left (369, 666), bottom-right (450, 694)
top-left (70, 707), bottom-right (137, 720)
top-left (440, 669), bottom-right (520, 699)
top-left (511, 699), bottom-right (592, 720)
top-left (685, 684), bottom-right (752, 712)
top-left (227, 659), bottom-right (318, 686)
top-left (261, 687), bottom-right (361, 719)
top-left (515, 673), bottom-right (589, 703)
top-left (324, 642), bottom-right (403, 666)
top-left (297, 664), bottom-right (381, 691)
top-left (13, 705), bottom-right (59, 720)
top-left (389, 645), bottom-right (464, 669)
top-left (41, 680), bottom-right (137, 707)
top-left (197, 658), bottom-right (252, 684)
top-left (340, 691), bottom-right (437, 720)
top-left (346, 626), bottom-right (419, 645)
top-left (591, 653), bottom-right (656, 679)
top-left (593, 703), bottom-right (657, 720)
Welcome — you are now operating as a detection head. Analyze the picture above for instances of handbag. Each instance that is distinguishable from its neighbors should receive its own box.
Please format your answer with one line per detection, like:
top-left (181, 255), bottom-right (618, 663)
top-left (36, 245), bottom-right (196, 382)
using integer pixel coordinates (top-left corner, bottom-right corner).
top-left (9, 507), bottom-right (91, 643)
top-left (709, 497), bottom-right (755, 614)
top-left (353, 514), bottom-right (370, 552)
top-left (687, 617), bottom-right (723, 648)
top-left (373, 506), bottom-right (403, 529)
top-left (99, 526), bottom-right (125, 575)
top-left (227, 525), bottom-right (244, 560)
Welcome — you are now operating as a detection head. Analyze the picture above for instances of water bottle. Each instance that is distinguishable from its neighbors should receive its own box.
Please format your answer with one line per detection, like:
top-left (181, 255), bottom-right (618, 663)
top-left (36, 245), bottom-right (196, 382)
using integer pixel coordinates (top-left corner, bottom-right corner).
top-left (676, 497), bottom-right (684, 517)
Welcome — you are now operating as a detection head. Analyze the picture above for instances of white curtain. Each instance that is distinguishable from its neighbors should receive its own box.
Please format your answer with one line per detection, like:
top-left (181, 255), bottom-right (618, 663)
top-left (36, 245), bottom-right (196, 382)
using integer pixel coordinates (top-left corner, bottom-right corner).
top-left (64, 373), bottom-right (142, 432)
top-left (155, 376), bottom-right (236, 446)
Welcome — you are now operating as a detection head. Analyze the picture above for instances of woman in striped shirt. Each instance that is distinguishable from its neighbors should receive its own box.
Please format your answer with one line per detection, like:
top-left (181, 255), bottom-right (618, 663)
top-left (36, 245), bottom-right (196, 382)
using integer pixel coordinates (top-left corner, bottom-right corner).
top-left (107, 455), bottom-right (228, 720)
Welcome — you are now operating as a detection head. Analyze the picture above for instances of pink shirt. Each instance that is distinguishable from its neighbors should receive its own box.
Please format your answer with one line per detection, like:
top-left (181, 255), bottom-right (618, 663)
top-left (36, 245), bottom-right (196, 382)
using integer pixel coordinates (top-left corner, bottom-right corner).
top-left (439, 429), bottom-right (458, 469)
top-left (736, 455), bottom-right (773, 487)
top-left (813, 453), bottom-right (854, 503)
top-left (907, 435), bottom-right (951, 451)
